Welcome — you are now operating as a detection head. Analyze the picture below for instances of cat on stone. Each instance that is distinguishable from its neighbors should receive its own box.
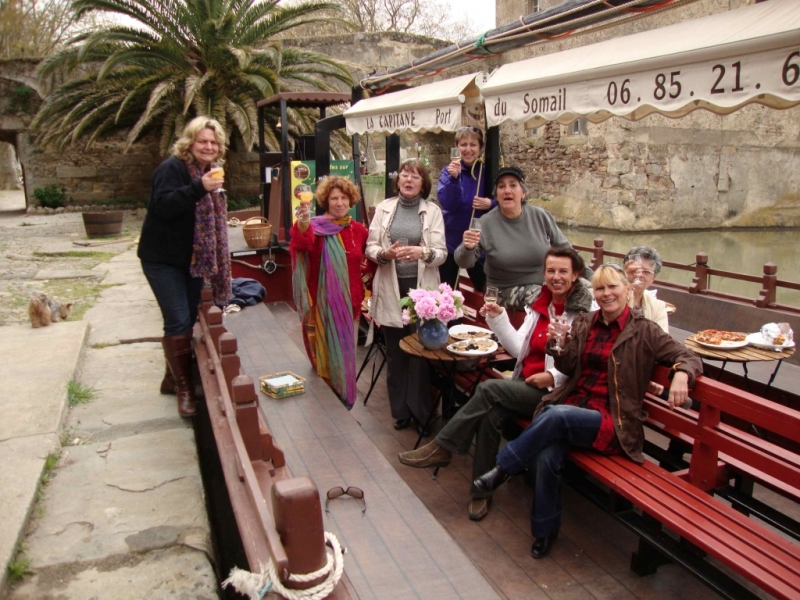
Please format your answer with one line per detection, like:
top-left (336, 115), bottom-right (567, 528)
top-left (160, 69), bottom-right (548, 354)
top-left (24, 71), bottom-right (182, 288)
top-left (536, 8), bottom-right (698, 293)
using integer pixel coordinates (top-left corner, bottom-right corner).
top-left (28, 293), bottom-right (73, 328)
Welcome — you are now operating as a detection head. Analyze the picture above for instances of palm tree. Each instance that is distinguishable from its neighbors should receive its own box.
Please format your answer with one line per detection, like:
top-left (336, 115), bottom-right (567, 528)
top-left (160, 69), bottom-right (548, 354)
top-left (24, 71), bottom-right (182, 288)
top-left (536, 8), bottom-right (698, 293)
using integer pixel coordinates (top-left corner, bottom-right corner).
top-left (32, 0), bottom-right (353, 153)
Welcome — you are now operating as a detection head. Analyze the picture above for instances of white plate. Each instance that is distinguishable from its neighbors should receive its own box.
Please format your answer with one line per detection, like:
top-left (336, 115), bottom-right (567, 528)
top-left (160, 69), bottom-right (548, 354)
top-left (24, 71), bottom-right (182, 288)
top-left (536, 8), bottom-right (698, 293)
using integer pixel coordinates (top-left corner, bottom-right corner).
top-left (448, 324), bottom-right (493, 341)
top-left (694, 338), bottom-right (749, 350)
top-left (446, 339), bottom-right (498, 357)
top-left (746, 332), bottom-right (795, 351)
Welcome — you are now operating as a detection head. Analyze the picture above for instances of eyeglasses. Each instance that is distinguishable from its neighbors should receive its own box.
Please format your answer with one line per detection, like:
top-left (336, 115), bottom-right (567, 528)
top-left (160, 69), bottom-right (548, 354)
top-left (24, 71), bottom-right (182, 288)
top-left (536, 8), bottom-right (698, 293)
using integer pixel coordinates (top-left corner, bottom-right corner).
top-left (457, 126), bottom-right (481, 133)
top-left (399, 172), bottom-right (422, 181)
top-left (325, 486), bottom-right (366, 515)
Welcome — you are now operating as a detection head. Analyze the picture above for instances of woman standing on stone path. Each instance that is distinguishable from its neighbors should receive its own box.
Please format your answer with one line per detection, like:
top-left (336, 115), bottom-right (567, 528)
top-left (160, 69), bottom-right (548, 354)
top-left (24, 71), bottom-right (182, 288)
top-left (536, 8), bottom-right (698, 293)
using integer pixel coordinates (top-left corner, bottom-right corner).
top-left (289, 176), bottom-right (368, 409)
top-left (138, 116), bottom-right (231, 418)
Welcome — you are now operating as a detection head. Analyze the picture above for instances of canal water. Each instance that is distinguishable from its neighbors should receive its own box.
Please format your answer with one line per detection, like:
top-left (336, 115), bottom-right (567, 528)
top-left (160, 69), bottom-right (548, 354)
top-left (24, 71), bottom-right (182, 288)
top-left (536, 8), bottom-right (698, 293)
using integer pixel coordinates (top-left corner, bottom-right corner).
top-left (362, 182), bottom-right (800, 308)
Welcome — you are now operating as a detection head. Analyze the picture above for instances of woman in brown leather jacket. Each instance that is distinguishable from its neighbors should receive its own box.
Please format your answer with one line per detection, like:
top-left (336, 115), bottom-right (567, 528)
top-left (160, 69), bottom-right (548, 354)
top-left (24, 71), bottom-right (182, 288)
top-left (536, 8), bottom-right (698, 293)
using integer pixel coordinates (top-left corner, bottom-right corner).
top-left (473, 263), bottom-right (702, 559)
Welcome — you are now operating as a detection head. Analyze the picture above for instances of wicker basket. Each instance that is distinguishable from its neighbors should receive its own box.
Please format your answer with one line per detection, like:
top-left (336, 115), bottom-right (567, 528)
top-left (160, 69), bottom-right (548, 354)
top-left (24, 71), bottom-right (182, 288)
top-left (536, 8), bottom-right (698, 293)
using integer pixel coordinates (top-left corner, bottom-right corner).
top-left (242, 217), bottom-right (272, 249)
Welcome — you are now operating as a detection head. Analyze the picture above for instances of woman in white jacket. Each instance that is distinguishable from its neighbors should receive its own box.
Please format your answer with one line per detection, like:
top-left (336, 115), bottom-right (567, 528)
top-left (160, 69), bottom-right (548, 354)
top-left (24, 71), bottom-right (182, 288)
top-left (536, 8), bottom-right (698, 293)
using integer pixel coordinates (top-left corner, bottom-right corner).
top-left (399, 247), bottom-right (593, 520)
top-left (366, 159), bottom-right (447, 434)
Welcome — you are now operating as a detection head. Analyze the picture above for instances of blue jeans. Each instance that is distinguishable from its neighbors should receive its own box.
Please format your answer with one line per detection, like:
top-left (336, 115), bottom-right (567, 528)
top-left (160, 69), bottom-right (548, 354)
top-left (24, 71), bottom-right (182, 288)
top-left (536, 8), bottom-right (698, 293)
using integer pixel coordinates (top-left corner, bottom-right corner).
top-left (497, 405), bottom-right (601, 539)
top-left (141, 261), bottom-right (204, 337)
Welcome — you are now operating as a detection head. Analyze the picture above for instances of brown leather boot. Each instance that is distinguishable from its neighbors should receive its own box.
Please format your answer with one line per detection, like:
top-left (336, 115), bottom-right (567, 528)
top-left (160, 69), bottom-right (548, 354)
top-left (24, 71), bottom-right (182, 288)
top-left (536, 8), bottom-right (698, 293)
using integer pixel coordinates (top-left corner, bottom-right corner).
top-left (162, 334), bottom-right (197, 417)
top-left (159, 361), bottom-right (176, 395)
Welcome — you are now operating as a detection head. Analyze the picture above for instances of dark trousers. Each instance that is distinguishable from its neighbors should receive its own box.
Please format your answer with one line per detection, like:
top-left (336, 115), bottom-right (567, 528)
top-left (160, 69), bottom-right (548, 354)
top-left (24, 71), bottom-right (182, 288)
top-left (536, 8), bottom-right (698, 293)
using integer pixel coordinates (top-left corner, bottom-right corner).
top-left (435, 379), bottom-right (547, 498)
top-left (382, 276), bottom-right (433, 423)
top-left (497, 405), bottom-right (601, 539)
top-left (141, 260), bottom-right (204, 337)
top-left (439, 253), bottom-right (486, 293)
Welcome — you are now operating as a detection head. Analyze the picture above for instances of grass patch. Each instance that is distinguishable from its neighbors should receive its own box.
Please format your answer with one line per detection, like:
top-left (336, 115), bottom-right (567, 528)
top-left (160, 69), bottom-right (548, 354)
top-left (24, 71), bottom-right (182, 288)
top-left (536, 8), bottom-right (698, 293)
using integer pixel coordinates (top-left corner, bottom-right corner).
top-left (6, 552), bottom-right (33, 582)
top-left (33, 251), bottom-right (117, 261)
top-left (43, 280), bottom-right (123, 322)
top-left (91, 341), bottom-right (119, 349)
top-left (67, 380), bottom-right (96, 407)
top-left (59, 426), bottom-right (76, 447)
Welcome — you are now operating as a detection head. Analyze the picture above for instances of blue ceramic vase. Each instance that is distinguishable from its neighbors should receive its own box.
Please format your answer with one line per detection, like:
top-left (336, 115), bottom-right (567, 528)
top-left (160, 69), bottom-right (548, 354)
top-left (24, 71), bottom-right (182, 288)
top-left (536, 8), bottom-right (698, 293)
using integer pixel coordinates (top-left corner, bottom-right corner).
top-left (418, 319), bottom-right (449, 350)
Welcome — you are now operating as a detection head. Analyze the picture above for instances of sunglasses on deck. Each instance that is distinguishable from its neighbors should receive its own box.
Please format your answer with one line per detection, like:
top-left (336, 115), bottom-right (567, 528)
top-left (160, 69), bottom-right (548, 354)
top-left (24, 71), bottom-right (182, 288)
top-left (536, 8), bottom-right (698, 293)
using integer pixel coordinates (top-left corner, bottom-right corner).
top-left (325, 486), bottom-right (366, 515)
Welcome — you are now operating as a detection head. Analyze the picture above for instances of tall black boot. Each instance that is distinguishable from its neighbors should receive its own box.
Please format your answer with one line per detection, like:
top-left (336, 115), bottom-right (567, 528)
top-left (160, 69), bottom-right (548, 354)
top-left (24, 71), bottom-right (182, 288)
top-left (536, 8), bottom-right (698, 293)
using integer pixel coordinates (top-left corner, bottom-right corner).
top-left (162, 334), bottom-right (197, 417)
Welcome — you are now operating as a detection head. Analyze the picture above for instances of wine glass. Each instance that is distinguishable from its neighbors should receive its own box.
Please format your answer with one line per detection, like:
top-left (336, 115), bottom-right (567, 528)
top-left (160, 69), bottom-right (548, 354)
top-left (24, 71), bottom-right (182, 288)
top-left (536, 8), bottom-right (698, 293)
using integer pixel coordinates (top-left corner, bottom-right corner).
top-left (629, 254), bottom-right (644, 285)
top-left (451, 147), bottom-right (461, 161)
top-left (469, 217), bottom-right (482, 233)
top-left (295, 184), bottom-right (313, 222)
top-left (484, 286), bottom-right (499, 304)
top-left (548, 304), bottom-right (570, 352)
top-left (210, 162), bottom-right (226, 193)
top-left (395, 238), bottom-right (408, 262)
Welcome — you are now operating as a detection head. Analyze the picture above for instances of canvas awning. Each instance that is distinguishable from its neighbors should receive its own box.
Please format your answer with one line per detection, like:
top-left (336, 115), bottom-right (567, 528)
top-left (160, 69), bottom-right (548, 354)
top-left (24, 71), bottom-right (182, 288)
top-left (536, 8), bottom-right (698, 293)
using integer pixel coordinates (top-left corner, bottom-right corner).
top-left (479, 0), bottom-right (800, 128)
top-left (344, 73), bottom-right (486, 136)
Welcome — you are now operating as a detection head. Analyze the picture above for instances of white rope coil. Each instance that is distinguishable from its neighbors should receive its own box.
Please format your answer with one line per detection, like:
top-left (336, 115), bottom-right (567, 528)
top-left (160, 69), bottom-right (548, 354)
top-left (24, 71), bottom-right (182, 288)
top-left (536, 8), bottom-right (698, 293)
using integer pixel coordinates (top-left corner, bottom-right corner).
top-left (222, 532), bottom-right (345, 600)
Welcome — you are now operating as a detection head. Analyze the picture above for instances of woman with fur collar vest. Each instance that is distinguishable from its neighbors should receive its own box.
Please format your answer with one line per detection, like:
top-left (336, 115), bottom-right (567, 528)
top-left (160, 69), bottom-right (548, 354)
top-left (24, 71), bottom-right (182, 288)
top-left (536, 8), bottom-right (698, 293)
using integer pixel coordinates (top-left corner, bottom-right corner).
top-left (399, 247), bottom-right (592, 521)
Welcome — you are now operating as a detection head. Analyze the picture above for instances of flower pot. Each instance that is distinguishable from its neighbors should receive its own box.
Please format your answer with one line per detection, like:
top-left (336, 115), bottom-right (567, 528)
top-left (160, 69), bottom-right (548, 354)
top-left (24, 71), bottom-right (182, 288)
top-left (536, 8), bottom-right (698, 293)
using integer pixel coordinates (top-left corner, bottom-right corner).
top-left (418, 319), bottom-right (449, 350)
top-left (82, 210), bottom-right (124, 238)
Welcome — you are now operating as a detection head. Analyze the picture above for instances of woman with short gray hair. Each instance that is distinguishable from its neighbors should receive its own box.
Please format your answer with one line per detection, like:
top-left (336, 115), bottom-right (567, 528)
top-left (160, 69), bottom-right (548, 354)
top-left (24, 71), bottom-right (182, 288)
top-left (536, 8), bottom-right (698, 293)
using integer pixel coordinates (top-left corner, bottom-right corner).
top-left (623, 245), bottom-right (668, 332)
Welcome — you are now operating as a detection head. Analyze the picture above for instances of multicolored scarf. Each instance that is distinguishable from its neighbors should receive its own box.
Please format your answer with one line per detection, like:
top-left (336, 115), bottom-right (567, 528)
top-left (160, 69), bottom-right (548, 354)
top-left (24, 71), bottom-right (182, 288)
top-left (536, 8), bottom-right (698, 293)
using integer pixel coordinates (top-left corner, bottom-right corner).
top-left (186, 160), bottom-right (231, 305)
top-left (292, 215), bottom-right (357, 409)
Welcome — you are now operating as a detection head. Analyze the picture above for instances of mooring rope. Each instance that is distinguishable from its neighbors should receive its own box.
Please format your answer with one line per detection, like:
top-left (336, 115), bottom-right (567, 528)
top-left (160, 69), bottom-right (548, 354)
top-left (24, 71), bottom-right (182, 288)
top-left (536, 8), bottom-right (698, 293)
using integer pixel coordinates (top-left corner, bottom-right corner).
top-left (222, 532), bottom-right (345, 600)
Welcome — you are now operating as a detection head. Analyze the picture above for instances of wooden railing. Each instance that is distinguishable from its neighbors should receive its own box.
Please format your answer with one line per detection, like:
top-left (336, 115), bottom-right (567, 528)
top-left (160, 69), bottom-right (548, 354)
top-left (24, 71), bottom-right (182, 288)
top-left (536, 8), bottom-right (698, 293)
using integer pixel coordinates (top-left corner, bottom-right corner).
top-left (575, 238), bottom-right (800, 316)
top-left (195, 288), bottom-right (351, 597)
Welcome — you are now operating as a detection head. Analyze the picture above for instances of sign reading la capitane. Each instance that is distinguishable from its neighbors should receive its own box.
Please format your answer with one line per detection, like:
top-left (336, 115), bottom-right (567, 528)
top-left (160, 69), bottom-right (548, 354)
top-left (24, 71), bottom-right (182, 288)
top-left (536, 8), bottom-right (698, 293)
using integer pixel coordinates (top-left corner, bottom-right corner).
top-left (346, 102), bottom-right (465, 135)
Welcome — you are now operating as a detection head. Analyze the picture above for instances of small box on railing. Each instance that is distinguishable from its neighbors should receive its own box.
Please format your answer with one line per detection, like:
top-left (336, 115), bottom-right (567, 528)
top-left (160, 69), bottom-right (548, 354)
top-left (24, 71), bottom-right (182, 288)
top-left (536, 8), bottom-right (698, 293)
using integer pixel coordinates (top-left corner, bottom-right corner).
top-left (259, 372), bottom-right (305, 399)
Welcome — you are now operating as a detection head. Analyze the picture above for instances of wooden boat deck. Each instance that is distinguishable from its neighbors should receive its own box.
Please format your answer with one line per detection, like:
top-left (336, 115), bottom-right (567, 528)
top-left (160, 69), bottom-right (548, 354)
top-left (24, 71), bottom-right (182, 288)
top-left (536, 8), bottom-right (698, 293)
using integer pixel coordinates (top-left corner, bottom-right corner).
top-left (225, 301), bottom-right (797, 599)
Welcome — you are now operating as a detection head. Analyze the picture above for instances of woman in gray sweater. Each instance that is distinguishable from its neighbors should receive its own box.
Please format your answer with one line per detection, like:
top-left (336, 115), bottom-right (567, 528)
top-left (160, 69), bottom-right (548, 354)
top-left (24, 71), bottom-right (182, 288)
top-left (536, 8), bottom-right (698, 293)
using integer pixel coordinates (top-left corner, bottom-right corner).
top-left (455, 166), bottom-right (576, 311)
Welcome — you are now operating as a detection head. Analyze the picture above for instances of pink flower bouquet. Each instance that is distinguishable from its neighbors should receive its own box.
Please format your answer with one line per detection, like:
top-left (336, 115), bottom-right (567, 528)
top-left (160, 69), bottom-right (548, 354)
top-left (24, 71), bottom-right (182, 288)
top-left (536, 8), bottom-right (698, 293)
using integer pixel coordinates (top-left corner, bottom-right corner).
top-left (399, 283), bottom-right (465, 326)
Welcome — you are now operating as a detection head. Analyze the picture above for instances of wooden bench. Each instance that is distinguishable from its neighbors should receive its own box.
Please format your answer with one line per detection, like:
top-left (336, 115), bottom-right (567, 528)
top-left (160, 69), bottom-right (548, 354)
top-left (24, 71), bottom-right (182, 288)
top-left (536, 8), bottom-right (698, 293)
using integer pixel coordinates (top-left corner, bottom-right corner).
top-left (565, 367), bottom-right (800, 599)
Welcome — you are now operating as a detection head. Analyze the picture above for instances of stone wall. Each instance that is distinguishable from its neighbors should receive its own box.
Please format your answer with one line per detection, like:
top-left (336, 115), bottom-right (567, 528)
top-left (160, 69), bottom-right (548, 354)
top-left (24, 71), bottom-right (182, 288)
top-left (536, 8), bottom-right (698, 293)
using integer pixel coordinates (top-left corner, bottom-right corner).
top-left (495, 0), bottom-right (800, 229)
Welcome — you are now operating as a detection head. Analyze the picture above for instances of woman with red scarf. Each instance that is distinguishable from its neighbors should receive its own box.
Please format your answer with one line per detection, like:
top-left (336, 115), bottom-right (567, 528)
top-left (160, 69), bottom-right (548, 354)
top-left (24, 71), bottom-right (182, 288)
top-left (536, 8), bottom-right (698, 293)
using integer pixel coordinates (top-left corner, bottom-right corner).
top-left (138, 116), bottom-right (231, 418)
top-left (290, 176), bottom-right (368, 408)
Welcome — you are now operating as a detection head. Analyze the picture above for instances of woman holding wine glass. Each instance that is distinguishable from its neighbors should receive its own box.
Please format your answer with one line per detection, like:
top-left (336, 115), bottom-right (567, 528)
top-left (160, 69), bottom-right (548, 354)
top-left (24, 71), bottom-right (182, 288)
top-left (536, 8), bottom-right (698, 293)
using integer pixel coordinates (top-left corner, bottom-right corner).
top-left (455, 166), bottom-right (582, 311)
top-left (366, 159), bottom-right (447, 434)
top-left (437, 126), bottom-right (496, 291)
top-left (289, 176), bottom-right (368, 409)
top-left (138, 116), bottom-right (231, 417)
top-left (473, 263), bottom-right (702, 558)
top-left (398, 247), bottom-right (593, 520)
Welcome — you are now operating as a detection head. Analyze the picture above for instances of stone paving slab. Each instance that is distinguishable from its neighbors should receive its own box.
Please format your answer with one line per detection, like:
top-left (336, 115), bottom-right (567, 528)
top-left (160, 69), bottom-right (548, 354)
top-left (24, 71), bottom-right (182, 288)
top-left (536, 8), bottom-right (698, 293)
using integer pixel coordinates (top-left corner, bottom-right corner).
top-left (0, 322), bottom-right (88, 441)
top-left (22, 428), bottom-right (209, 567)
top-left (69, 343), bottom-right (181, 437)
top-left (7, 545), bottom-right (217, 600)
top-left (0, 434), bottom-right (58, 589)
top-left (85, 300), bottom-right (163, 346)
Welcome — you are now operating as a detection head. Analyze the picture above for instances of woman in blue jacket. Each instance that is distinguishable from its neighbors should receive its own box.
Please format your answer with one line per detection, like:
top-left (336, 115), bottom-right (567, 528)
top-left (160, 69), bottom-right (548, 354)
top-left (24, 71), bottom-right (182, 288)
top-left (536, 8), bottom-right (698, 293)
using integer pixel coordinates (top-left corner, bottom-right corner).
top-left (437, 126), bottom-right (495, 292)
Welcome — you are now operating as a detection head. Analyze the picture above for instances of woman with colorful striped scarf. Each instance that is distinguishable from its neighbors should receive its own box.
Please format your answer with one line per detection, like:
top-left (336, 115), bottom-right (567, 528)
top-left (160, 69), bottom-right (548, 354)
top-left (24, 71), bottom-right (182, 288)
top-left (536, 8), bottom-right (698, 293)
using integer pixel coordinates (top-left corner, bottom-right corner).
top-left (290, 176), bottom-right (368, 409)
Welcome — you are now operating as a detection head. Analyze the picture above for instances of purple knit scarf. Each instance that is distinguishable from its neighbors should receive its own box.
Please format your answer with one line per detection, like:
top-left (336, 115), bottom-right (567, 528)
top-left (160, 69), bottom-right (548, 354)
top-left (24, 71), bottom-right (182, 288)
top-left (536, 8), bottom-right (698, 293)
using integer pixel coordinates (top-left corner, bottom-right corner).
top-left (186, 160), bottom-right (231, 305)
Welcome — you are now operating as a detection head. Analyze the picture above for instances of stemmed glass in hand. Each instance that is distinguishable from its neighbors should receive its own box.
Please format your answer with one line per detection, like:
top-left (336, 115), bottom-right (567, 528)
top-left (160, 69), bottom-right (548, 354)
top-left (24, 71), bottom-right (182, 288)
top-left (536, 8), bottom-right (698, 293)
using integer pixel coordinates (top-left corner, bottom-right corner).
top-left (209, 162), bottom-right (226, 193)
top-left (629, 254), bottom-right (644, 285)
top-left (450, 147), bottom-right (462, 161)
top-left (548, 304), bottom-right (571, 353)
